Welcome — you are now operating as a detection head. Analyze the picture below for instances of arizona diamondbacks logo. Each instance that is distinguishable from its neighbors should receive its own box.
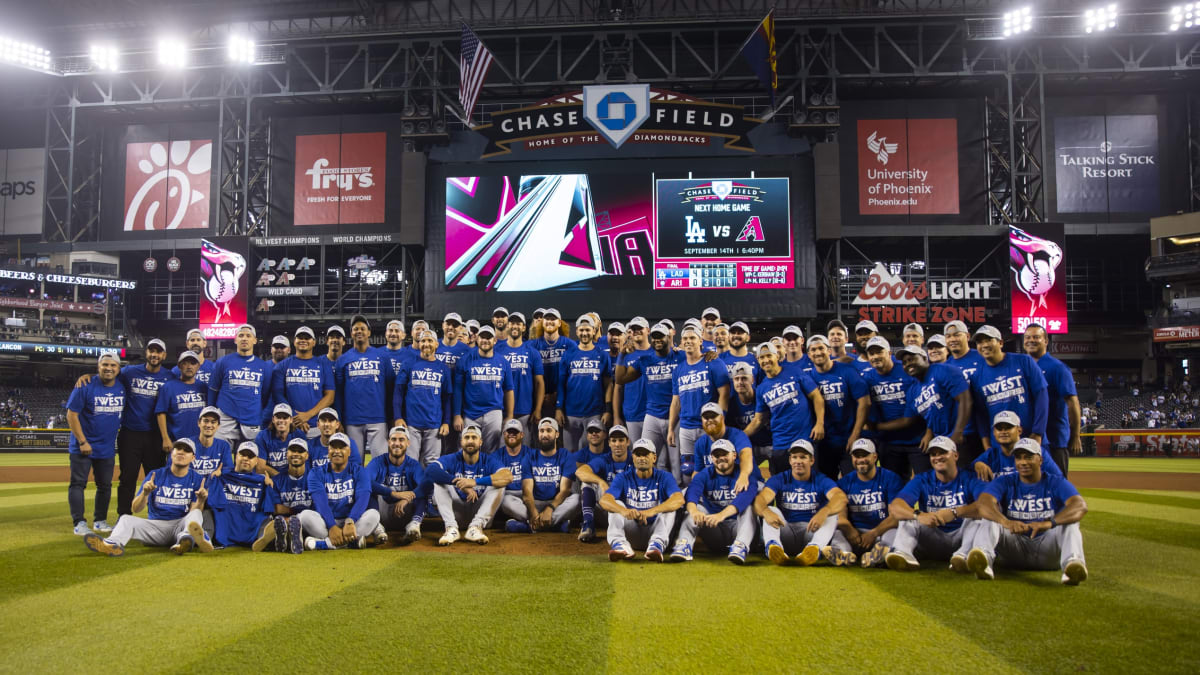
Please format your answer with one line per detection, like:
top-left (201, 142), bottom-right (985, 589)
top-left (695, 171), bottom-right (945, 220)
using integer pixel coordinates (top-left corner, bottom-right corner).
top-left (583, 84), bottom-right (651, 149)
top-left (866, 130), bottom-right (899, 165)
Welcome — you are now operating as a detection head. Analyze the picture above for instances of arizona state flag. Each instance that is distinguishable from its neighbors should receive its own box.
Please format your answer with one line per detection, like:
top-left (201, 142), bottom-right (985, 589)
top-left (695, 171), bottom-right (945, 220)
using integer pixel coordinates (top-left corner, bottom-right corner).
top-left (742, 10), bottom-right (777, 105)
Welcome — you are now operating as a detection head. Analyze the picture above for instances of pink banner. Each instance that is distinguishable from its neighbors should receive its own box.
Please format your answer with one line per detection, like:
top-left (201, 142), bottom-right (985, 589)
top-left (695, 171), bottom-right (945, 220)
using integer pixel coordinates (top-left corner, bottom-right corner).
top-left (1010, 223), bottom-right (1068, 334)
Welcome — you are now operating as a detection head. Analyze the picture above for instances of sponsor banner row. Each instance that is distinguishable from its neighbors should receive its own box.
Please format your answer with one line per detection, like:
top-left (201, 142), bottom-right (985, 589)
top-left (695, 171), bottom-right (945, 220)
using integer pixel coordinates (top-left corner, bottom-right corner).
top-left (1092, 431), bottom-right (1200, 457)
top-left (0, 429), bottom-right (70, 452)
top-left (1153, 326), bottom-right (1200, 343)
top-left (0, 296), bottom-right (105, 314)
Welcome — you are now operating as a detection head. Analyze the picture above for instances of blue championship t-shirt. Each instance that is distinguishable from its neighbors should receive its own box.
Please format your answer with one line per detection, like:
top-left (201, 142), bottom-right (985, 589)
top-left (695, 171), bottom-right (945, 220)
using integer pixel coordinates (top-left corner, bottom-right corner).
top-left (208, 471), bottom-right (276, 546)
top-left (558, 346), bottom-right (611, 417)
top-left (672, 357), bottom-right (730, 429)
top-left (395, 359), bottom-right (453, 429)
top-left (763, 471), bottom-right (838, 523)
top-left (499, 446), bottom-right (534, 493)
top-left (838, 467), bottom-right (906, 530)
top-left (605, 468), bottom-right (681, 524)
top-left (66, 379), bottom-right (125, 459)
top-left (119, 364), bottom-right (174, 431)
top-left (984, 473), bottom-right (1079, 537)
top-left (905, 364), bottom-right (969, 437)
top-left (209, 354), bottom-right (273, 426)
top-left (366, 454), bottom-right (426, 502)
top-left (154, 378), bottom-right (207, 441)
top-left (528, 448), bottom-right (576, 500)
top-left (896, 470), bottom-right (987, 533)
top-left (692, 427), bottom-right (752, 473)
top-left (755, 369), bottom-right (820, 450)
top-left (187, 437), bottom-right (233, 478)
top-left (685, 465), bottom-right (757, 517)
top-left (272, 355), bottom-right (335, 417)
top-left (495, 342), bottom-right (544, 418)
top-left (1037, 353), bottom-right (1078, 449)
top-left (807, 362), bottom-right (869, 444)
top-left (139, 466), bottom-right (205, 521)
top-left (430, 450), bottom-right (503, 501)
top-left (455, 351), bottom-right (514, 419)
top-left (272, 470), bottom-right (314, 512)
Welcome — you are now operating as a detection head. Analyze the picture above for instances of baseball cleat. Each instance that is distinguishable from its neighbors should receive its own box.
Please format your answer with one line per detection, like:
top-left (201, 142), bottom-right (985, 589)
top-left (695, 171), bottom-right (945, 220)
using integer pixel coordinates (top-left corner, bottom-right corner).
top-left (73, 521), bottom-right (91, 536)
top-left (403, 522), bottom-right (421, 544)
top-left (645, 541), bottom-right (665, 562)
top-left (272, 516), bottom-right (289, 552)
top-left (557, 520), bottom-right (571, 533)
top-left (288, 516), bottom-right (303, 554)
top-left (1062, 559), bottom-right (1088, 586)
top-left (608, 542), bottom-right (635, 562)
top-left (83, 533), bottom-right (124, 557)
top-left (861, 543), bottom-right (889, 568)
top-left (822, 546), bottom-right (857, 567)
top-left (505, 519), bottom-right (532, 533)
top-left (438, 528), bottom-right (460, 546)
top-left (304, 536), bottom-right (332, 551)
top-left (669, 540), bottom-right (694, 562)
top-left (370, 523), bottom-right (388, 546)
top-left (797, 545), bottom-right (821, 566)
top-left (766, 540), bottom-right (789, 565)
top-left (967, 548), bottom-right (994, 580)
top-left (188, 521), bottom-right (214, 553)
top-left (252, 519), bottom-right (276, 552)
top-left (727, 541), bottom-right (749, 565)
top-left (577, 526), bottom-right (596, 543)
top-left (885, 551), bottom-right (920, 571)
top-left (92, 520), bottom-right (113, 533)
top-left (348, 536), bottom-right (366, 549)
top-left (170, 535), bottom-right (195, 555)
top-left (464, 526), bottom-right (489, 544)
top-left (949, 553), bottom-right (969, 573)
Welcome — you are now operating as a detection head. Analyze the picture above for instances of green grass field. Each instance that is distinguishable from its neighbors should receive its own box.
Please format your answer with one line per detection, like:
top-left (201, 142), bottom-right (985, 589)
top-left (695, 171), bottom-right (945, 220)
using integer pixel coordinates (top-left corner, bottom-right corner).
top-left (2, 478), bottom-right (1198, 674)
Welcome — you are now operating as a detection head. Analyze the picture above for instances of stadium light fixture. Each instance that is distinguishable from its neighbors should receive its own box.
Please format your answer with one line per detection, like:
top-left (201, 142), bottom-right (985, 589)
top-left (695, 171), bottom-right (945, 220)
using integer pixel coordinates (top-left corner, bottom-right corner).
top-left (157, 36), bottom-right (188, 69)
top-left (1170, 4), bottom-right (1196, 31)
top-left (1084, 5), bottom-right (1118, 33)
top-left (227, 35), bottom-right (255, 65)
top-left (89, 44), bottom-right (119, 72)
top-left (0, 36), bottom-right (53, 73)
top-left (1002, 7), bottom-right (1034, 38)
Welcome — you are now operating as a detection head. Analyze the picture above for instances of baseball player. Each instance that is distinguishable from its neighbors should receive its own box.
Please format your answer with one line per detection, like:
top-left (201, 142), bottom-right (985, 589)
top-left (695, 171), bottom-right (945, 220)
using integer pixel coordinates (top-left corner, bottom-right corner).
top-left (254, 403), bottom-right (306, 475)
top-left (407, 321), bottom-right (429, 360)
top-left (268, 438), bottom-right (313, 554)
top-left (610, 317), bottom-right (652, 439)
top-left (966, 438), bottom-right (1089, 585)
top-left (726, 361), bottom-right (773, 463)
top-left (718, 321), bottom-right (761, 382)
top-left (901, 323), bottom-right (925, 348)
top-left (667, 325), bottom-right (730, 482)
top-left (504, 417), bottom-right (580, 532)
top-left (615, 323), bottom-right (679, 458)
top-left (464, 319), bottom-right (480, 347)
top-left (572, 423), bottom-right (633, 542)
top-left (324, 325), bottom-right (347, 416)
top-left (1023, 324), bottom-right (1082, 476)
top-left (306, 408), bottom-right (363, 469)
top-left (82, 439), bottom-right (211, 556)
top-left (780, 325), bottom-right (810, 372)
top-left (851, 320), bottom-right (882, 377)
top-left (366, 425), bottom-right (426, 544)
top-left (188, 406), bottom-right (233, 481)
top-left (270, 335), bottom-right (291, 364)
top-left (861, 337), bottom-right (924, 479)
top-left (743, 342), bottom-right (824, 476)
top-left (454, 324), bottom-right (514, 453)
top-left (925, 334), bottom-right (949, 364)
top-left (826, 319), bottom-right (853, 362)
top-left (712, 323), bottom-right (729, 354)
top-left (599, 438), bottom-right (684, 562)
top-left (557, 315), bottom-right (612, 452)
top-left (209, 324), bottom-right (273, 447)
top-left (572, 418), bottom-right (609, 468)
top-left (836, 439), bottom-right (905, 567)
top-left (66, 352), bottom-right (125, 535)
top-left (671, 438), bottom-right (759, 564)
top-left (876, 344), bottom-right (971, 475)
top-left (270, 326), bottom-right (336, 439)
top-left (974, 411), bottom-right (1064, 481)
top-left (529, 309), bottom-right (577, 425)
top-left (172, 328), bottom-right (216, 385)
top-left (491, 307), bottom-right (510, 334)
top-left (692, 402), bottom-right (754, 489)
top-left (393, 329), bottom-right (452, 465)
top-left (335, 315), bottom-right (393, 460)
top-left (436, 313), bottom-right (472, 369)
top-left (206, 441), bottom-right (279, 551)
top-left (968, 325), bottom-right (1048, 458)
top-left (804, 335), bottom-right (871, 479)
top-left (943, 320), bottom-right (988, 467)
top-left (425, 424), bottom-right (513, 545)
top-left (496, 418), bottom-right (535, 528)
top-left (300, 432), bottom-right (381, 550)
top-left (383, 319), bottom-right (414, 388)
top-left (155, 351), bottom-right (207, 452)
top-left (754, 439), bottom-right (852, 566)
top-left (884, 436), bottom-right (987, 572)
top-left (495, 312), bottom-right (545, 432)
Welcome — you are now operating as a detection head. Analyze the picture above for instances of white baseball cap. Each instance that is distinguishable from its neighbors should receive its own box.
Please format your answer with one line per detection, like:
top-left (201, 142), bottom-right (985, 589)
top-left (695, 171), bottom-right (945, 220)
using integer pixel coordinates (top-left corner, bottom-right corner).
top-left (508, 312), bottom-right (526, 324)
top-left (176, 351), bottom-right (199, 363)
top-left (199, 406), bottom-right (222, 419)
top-left (895, 344), bottom-right (927, 358)
top-left (608, 322), bottom-right (625, 334)
top-left (927, 436), bottom-right (958, 453)
top-left (974, 325), bottom-right (1004, 342)
top-left (701, 307), bottom-right (721, 319)
top-left (443, 312), bottom-right (462, 324)
top-left (782, 325), bottom-right (803, 338)
top-left (294, 326), bottom-right (315, 338)
top-left (993, 410), bottom-right (1021, 427)
top-left (97, 351), bottom-right (121, 365)
top-left (236, 323), bottom-right (256, 336)
top-left (729, 321), bottom-right (750, 334)
top-left (855, 320), bottom-right (879, 333)
top-left (461, 423), bottom-right (482, 436)
top-left (146, 338), bottom-right (167, 351)
top-left (504, 419), bottom-right (524, 433)
top-left (608, 425), bottom-right (629, 438)
top-left (903, 323), bottom-right (925, 336)
top-left (237, 441), bottom-right (259, 457)
top-left (542, 308), bottom-right (561, 319)
top-left (389, 424), bottom-right (409, 437)
top-left (326, 325), bottom-right (346, 337)
top-left (328, 432), bottom-right (351, 447)
top-left (287, 437), bottom-right (309, 451)
top-left (632, 438), bottom-right (656, 454)
top-left (186, 328), bottom-right (204, 339)
top-left (317, 407), bottom-right (340, 420)
top-left (710, 438), bottom-right (735, 455)
top-left (700, 402), bottom-right (724, 418)
top-left (788, 439), bottom-right (815, 455)
top-left (628, 316), bottom-right (649, 330)
top-left (649, 323), bottom-right (670, 337)
top-left (866, 336), bottom-right (891, 351)
top-left (925, 334), bottom-right (947, 347)
top-left (585, 418), bottom-right (605, 432)
top-left (756, 342), bottom-right (778, 356)
top-left (806, 335), bottom-right (830, 348)
top-left (576, 315), bottom-right (596, 327)
top-left (172, 438), bottom-right (196, 452)
top-left (730, 362), bottom-right (755, 378)
top-left (492, 307), bottom-right (509, 317)
top-left (272, 403), bottom-right (294, 417)
top-left (944, 320), bottom-right (969, 336)
top-left (386, 320), bottom-right (404, 331)
top-left (1013, 438), bottom-right (1043, 456)
top-left (538, 417), bottom-right (560, 432)
top-left (271, 335), bottom-right (289, 347)
top-left (477, 324), bottom-right (496, 338)
top-left (850, 438), bottom-right (877, 455)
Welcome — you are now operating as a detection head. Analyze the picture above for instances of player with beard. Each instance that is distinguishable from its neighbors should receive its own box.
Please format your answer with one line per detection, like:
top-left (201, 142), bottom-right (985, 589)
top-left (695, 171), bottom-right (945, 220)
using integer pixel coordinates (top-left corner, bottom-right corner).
top-left (270, 326), bottom-right (335, 439)
top-left (712, 323), bottom-right (730, 354)
top-left (805, 336), bottom-right (870, 479)
top-left (172, 328), bottom-right (216, 385)
top-left (367, 426), bottom-right (426, 544)
top-left (667, 326), bottom-right (730, 483)
top-left (426, 424), bottom-right (513, 545)
top-left (572, 424), bottom-right (632, 542)
top-left (394, 329), bottom-right (452, 466)
top-left (156, 351), bottom-right (207, 451)
top-left (504, 418), bottom-right (579, 533)
top-left (725, 362), bottom-right (773, 463)
top-left (495, 313), bottom-right (545, 433)
top-left (968, 325), bottom-right (1048, 463)
top-left (557, 316), bottom-right (612, 452)
top-left (1023, 324), bottom-right (1082, 476)
top-left (496, 419), bottom-right (535, 527)
top-left (943, 320), bottom-right (987, 468)
top-left (270, 335), bottom-right (291, 365)
top-left (872, 344), bottom-right (971, 475)
top-left (861, 337), bottom-right (924, 479)
top-left (851, 320), bottom-right (880, 377)
top-left (836, 439), bottom-right (905, 567)
top-left (491, 307), bottom-right (509, 334)
top-left (612, 317), bottom-right (652, 440)
top-left (531, 309), bottom-right (577, 431)
top-left (600, 439), bottom-right (684, 562)
top-left (454, 324), bottom-right (514, 453)
top-left (743, 343), bottom-right (825, 476)
top-left (718, 321), bottom-right (760, 382)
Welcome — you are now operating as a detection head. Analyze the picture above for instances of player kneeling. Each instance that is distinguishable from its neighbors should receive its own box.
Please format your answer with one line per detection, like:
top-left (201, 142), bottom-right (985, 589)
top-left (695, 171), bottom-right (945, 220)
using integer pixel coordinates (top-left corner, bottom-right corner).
top-left (966, 439), bottom-right (1089, 585)
top-left (884, 436), bottom-right (987, 572)
top-left (426, 424), bottom-right (513, 545)
top-left (83, 439), bottom-right (212, 556)
top-left (207, 442), bottom-right (279, 551)
top-left (598, 439), bottom-right (684, 562)
top-left (670, 439), bottom-right (758, 564)
top-left (300, 432), bottom-right (381, 550)
top-left (367, 425), bottom-right (427, 545)
top-left (753, 440), bottom-right (852, 566)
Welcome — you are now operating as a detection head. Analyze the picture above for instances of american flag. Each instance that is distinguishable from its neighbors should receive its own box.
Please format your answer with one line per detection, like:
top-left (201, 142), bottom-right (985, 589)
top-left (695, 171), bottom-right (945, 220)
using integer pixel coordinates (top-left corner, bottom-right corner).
top-left (459, 23), bottom-right (494, 125)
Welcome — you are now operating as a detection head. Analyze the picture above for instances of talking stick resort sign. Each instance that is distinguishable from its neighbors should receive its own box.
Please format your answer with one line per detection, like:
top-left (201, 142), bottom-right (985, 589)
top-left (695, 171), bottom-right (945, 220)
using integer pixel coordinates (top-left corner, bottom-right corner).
top-left (475, 85), bottom-right (760, 156)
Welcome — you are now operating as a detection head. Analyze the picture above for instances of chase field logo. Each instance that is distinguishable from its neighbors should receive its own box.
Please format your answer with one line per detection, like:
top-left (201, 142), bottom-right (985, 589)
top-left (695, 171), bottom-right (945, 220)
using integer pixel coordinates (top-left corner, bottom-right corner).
top-left (583, 84), bottom-right (650, 149)
top-left (866, 131), bottom-right (899, 165)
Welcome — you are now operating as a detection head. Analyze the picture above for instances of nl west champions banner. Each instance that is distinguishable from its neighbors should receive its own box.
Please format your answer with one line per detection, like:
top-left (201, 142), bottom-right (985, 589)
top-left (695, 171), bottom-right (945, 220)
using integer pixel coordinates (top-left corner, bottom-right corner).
top-left (199, 237), bottom-right (250, 339)
top-left (444, 173), bottom-right (792, 292)
top-left (1053, 114), bottom-right (1159, 214)
top-left (1010, 223), bottom-right (1067, 335)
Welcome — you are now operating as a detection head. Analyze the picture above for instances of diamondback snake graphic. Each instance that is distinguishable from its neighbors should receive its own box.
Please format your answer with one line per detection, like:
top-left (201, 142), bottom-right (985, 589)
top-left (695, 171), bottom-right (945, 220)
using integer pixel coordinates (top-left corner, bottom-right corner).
top-left (1009, 226), bottom-right (1063, 316)
top-left (200, 239), bottom-right (246, 323)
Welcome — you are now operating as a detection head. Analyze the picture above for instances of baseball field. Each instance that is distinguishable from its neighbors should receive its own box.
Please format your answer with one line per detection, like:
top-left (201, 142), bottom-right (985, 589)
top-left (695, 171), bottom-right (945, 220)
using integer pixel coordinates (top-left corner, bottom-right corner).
top-left (2, 455), bottom-right (1197, 674)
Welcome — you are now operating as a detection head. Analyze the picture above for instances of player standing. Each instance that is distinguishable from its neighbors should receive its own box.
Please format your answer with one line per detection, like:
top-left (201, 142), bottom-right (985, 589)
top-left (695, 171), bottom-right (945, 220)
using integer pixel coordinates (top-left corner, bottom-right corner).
top-left (874, 344), bottom-right (971, 476)
top-left (155, 351), bottom-right (207, 452)
top-left (943, 320), bottom-right (987, 468)
top-left (529, 309), bottom-right (577, 424)
top-left (743, 343), bottom-right (825, 475)
top-left (66, 352), bottom-right (125, 535)
top-left (968, 325), bottom-right (1048, 459)
top-left (335, 315), bottom-right (393, 461)
top-left (611, 317), bottom-right (651, 439)
top-left (861, 337), bottom-right (924, 479)
top-left (172, 328), bottom-right (217, 385)
top-left (805, 335), bottom-right (870, 479)
top-left (1023, 324), bottom-right (1082, 476)
top-left (271, 326), bottom-right (336, 439)
top-left (557, 315), bottom-right (612, 452)
top-left (393, 329), bottom-right (452, 465)
top-left (454, 324), bottom-right (514, 453)
top-left (209, 324), bottom-right (273, 446)
top-left (667, 326), bottom-right (730, 482)
top-left (495, 312), bottom-right (545, 433)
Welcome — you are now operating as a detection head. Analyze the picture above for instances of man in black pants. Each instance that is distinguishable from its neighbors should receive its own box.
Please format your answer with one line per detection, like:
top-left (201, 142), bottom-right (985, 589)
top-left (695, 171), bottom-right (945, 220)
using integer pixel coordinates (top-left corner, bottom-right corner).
top-left (114, 339), bottom-right (175, 516)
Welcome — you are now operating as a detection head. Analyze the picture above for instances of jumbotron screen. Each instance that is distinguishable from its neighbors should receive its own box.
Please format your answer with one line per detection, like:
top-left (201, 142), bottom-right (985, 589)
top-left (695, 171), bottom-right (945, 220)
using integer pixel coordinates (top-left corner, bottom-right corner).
top-left (444, 173), bottom-right (793, 292)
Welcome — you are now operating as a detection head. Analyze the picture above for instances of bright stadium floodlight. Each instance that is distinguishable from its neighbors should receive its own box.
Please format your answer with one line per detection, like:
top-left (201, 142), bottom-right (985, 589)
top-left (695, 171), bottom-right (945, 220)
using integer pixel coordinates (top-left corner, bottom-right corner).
top-left (1084, 4), bottom-right (1118, 33)
top-left (1170, 4), bottom-right (1196, 31)
top-left (1002, 7), bottom-right (1034, 38)
top-left (157, 36), bottom-right (188, 69)
top-left (0, 36), bottom-right (53, 73)
top-left (227, 34), bottom-right (255, 64)
top-left (89, 44), bottom-right (119, 72)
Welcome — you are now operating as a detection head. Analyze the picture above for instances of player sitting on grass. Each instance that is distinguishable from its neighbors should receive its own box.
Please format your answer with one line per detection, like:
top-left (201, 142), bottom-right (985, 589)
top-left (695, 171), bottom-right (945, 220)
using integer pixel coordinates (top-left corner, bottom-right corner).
top-left (83, 439), bottom-right (212, 556)
top-left (966, 438), bottom-right (1089, 585)
top-left (254, 403), bottom-right (306, 476)
top-left (207, 442), bottom-right (279, 552)
top-left (670, 438), bottom-right (759, 564)
top-left (572, 425), bottom-right (633, 542)
top-left (836, 439), bottom-right (905, 568)
top-left (300, 432), bottom-right (380, 550)
top-left (504, 417), bottom-right (579, 533)
top-left (974, 411), bottom-right (1064, 482)
top-left (367, 425), bottom-right (426, 545)
top-left (307, 408), bottom-right (363, 470)
top-left (885, 436), bottom-right (987, 573)
top-left (599, 438), bottom-right (684, 562)
top-left (268, 438), bottom-right (313, 554)
top-left (188, 406), bottom-right (232, 480)
top-left (754, 439), bottom-right (853, 566)
top-left (426, 424), bottom-right (513, 545)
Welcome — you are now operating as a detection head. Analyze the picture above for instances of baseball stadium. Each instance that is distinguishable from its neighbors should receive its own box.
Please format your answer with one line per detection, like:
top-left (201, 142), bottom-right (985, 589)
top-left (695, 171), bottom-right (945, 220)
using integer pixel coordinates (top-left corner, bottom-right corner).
top-left (2, 1), bottom-right (1200, 673)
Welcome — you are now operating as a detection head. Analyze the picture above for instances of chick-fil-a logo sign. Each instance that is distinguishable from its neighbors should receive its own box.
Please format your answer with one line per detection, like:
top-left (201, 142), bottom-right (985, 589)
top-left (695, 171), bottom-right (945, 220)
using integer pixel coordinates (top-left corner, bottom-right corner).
top-left (293, 132), bottom-right (386, 225)
top-left (123, 140), bottom-right (212, 231)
